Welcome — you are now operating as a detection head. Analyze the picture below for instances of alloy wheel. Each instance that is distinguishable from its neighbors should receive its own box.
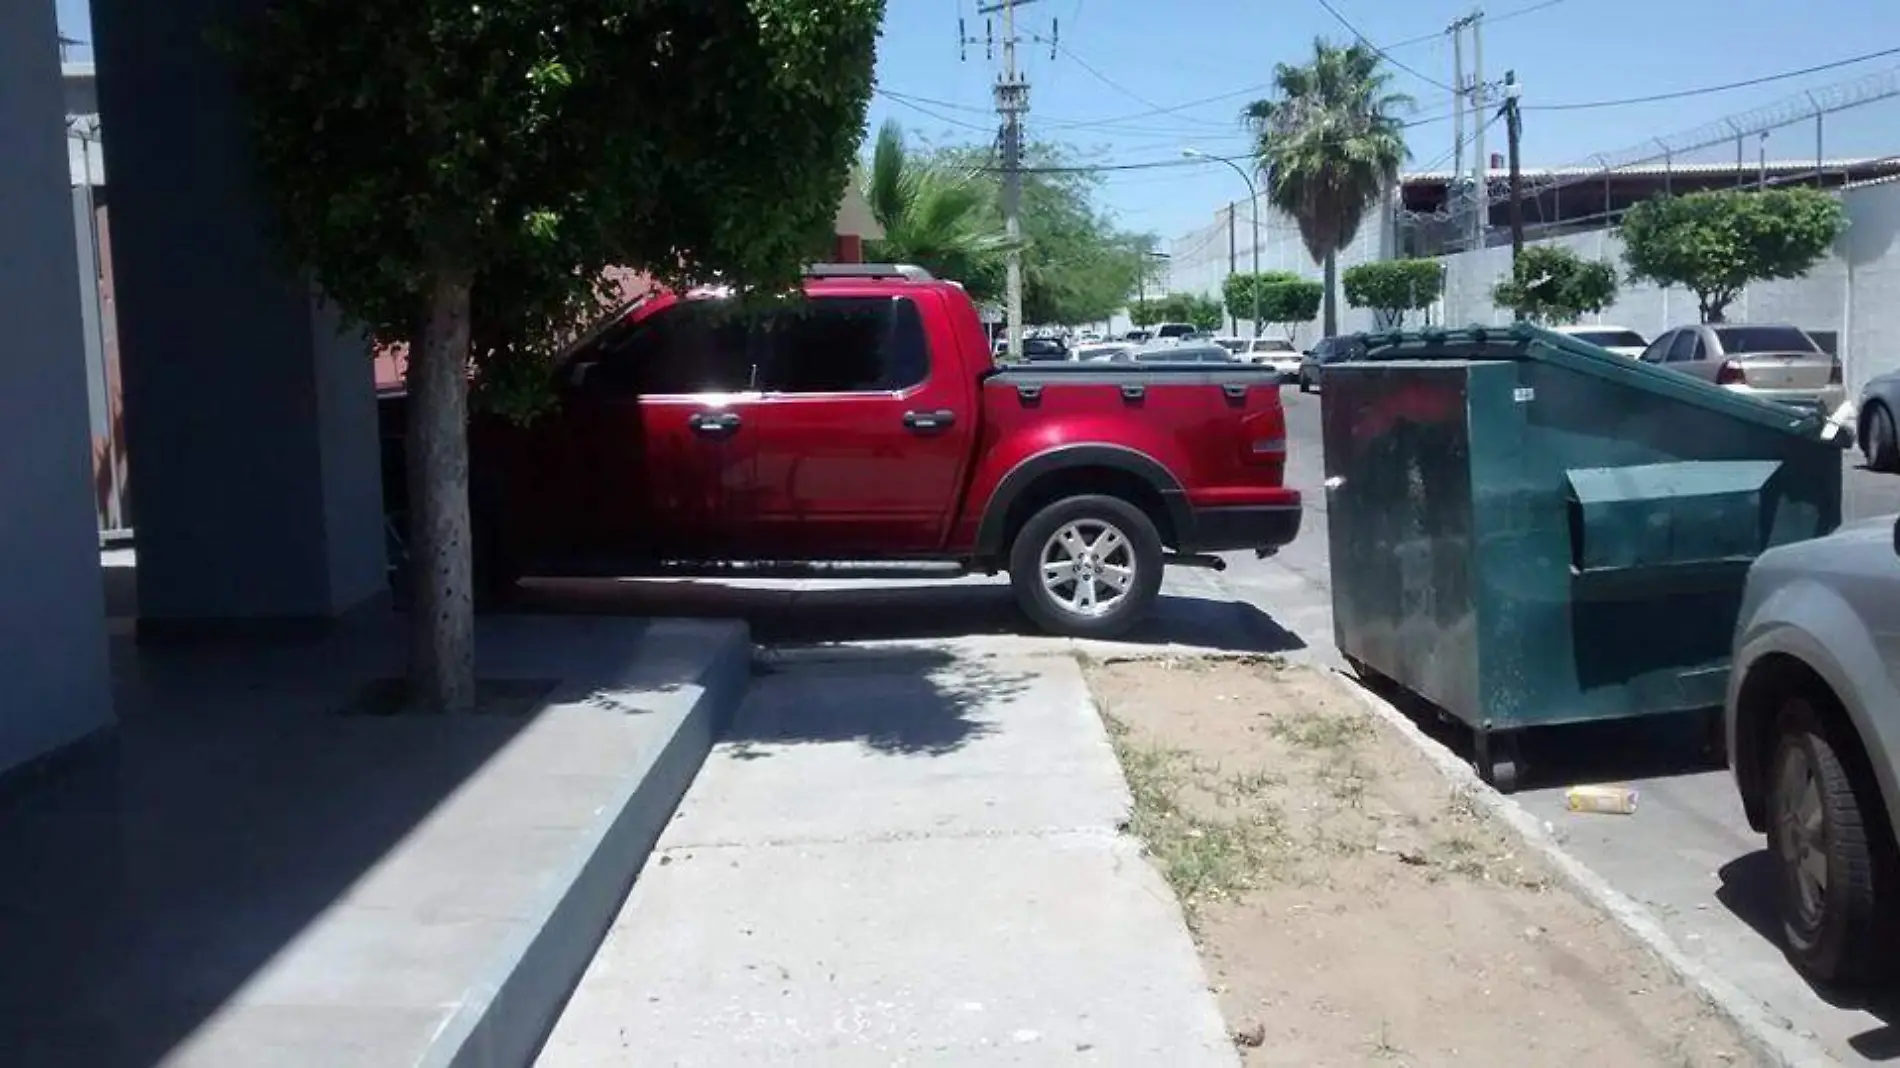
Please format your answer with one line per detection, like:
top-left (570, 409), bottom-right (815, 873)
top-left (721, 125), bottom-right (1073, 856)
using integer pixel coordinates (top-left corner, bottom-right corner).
top-left (1039, 519), bottom-right (1136, 618)
top-left (1776, 744), bottom-right (1830, 930)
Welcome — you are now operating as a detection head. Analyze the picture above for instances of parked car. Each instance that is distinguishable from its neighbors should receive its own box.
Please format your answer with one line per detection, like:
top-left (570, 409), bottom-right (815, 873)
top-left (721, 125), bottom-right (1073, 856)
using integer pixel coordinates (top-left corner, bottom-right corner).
top-left (1638, 324), bottom-right (1843, 414)
top-left (380, 264), bottom-right (1302, 638)
top-left (1551, 324), bottom-right (1647, 358)
top-left (1150, 322), bottom-right (1197, 341)
top-left (1121, 329), bottom-right (1152, 343)
top-left (1074, 342), bottom-right (1134, 363)
top-left (1212, 337), bottom-right (1248, 355)
top-left (1019, 336), bottom-right (1070, 361)
top-left (1857, 370), bottom-right (1900, 472)
top-left (1297, 336), bottom-right (1369, 393)
top-left (1133, 341), bottom-right (1236, 363)
top-left (1727, 513), bottom-right (1900, 984)
top-left (1242, 337), bottom-right (1302, 381)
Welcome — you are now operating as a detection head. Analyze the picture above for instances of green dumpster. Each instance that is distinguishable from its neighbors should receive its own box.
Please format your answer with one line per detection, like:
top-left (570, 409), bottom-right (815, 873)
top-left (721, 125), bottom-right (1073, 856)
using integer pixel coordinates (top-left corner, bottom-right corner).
top-left (1323, 323), bottom-right (1844, 790)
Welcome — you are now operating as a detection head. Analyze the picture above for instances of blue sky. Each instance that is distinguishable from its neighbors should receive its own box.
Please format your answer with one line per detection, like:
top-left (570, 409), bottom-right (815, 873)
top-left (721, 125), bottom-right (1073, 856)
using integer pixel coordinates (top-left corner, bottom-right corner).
top-left (56, 0), bottom-right (1899, 240)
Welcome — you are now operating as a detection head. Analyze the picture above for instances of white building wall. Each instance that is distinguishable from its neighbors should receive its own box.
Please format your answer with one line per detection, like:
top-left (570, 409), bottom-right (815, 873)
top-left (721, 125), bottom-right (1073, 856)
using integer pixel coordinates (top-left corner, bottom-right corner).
top-left (1167, 191), bottom-right (1400, 345)
top-left (1437, 178), bottom-right (1900, 392)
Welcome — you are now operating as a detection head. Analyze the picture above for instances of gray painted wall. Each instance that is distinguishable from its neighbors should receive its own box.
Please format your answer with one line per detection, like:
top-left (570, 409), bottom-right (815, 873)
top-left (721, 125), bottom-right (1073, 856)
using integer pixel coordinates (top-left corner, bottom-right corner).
top-left (92, 0), bottom-right (387, 626)
top-left (0, 0), bottom-right (114, 773)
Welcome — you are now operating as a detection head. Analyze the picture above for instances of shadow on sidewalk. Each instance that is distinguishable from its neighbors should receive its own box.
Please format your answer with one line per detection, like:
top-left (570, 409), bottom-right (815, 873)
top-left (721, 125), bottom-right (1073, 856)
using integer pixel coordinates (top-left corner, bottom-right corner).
top-left (510, 576), bottom-right (1308, 655)
top-left (729, 647), bottom-right (1034, 758)
top-left (0, 628), bottom-right (539, 1066)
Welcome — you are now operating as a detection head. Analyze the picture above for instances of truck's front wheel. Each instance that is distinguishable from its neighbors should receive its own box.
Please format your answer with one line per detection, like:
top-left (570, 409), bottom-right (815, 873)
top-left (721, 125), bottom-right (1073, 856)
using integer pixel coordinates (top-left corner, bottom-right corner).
top-left (1008, 494), bottom-right (1164, 639)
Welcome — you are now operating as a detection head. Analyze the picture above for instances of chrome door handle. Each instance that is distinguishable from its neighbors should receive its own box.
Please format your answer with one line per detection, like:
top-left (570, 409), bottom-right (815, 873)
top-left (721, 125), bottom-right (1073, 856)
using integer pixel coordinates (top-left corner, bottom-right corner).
top-left (902, 409), bottom-right (957, 432)
top-left (688, 411), bottom-right (742, 437)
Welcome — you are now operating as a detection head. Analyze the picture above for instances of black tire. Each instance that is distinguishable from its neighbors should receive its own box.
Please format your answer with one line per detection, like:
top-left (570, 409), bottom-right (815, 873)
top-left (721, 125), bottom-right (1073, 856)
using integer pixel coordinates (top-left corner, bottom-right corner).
top-left (1007, 494), bottom-right (1164, 639)
top-left (1767, 696), bottom-right (1900, 984)
top-left (1298, 370), bottom-right (1312, 394)
top-left (1865, 402), bottom-right (1899, 473)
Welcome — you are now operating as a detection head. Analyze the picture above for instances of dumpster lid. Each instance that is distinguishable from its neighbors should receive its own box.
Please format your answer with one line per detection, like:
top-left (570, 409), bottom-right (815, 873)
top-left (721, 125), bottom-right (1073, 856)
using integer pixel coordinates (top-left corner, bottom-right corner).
top-left (1355, 323), bottom-right (1834, 439)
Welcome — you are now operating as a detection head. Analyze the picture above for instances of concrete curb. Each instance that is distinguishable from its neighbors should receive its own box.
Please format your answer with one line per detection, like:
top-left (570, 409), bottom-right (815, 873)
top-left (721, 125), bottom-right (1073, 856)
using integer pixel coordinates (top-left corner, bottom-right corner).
top-left (420, 623), bottom-right (755, 1068)
top-left (1320, 667), bottom-right (1839, 1068)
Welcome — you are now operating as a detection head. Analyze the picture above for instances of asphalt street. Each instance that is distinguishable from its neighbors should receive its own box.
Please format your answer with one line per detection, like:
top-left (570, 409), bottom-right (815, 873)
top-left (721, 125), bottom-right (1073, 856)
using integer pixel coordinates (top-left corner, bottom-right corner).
top-left (512, 387), bottom-right (1900, 1066)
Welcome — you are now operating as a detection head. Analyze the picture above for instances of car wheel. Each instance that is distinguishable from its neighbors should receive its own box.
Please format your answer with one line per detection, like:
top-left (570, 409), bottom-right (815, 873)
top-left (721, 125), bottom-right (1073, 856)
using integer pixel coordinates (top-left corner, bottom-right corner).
top-left (1865, 402), bottom-right (1899, 473)
top-left (1298, 370), bottom-right (1312, 394)
top-left (1767, 696), bottom-right (1900, 984)
top-left (1008, 494), bottom-right (1164, 639)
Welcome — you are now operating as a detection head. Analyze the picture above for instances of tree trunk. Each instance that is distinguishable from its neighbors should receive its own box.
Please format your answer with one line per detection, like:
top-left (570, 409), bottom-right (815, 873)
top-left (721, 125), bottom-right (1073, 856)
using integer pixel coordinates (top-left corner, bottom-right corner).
top-left (1322, 251), bottom-right (1339, 338)
top-left (407, 268), bottom-right (477, 713)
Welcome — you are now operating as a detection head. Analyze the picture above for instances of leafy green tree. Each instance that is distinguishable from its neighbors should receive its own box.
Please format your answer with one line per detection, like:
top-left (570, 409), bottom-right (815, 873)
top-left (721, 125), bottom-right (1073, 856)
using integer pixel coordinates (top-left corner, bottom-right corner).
top-left (1244, 40), bottom-right (1410, 338)
top-left (230, 0), bottom-right (882, 710)
top-left (1175, 293), bottom-right (1225, 332)
top-left (1129, 299), bottom-right (1163, 327)
top-left (1342, 260), bottom-right (1444, 327)
top-left (863, 122), bottom-right (1012, 302)
top-left (1222, 270), bottom-right (1301, 331)
top-left (1620, 188), bottom-right (1846, 323)
top-left (1491, 245), bottom-right (1619, 324)
top-left (1259, 278), bottom-right (1324, 337)
top-left (935, 141), bottom-right (1157, 325)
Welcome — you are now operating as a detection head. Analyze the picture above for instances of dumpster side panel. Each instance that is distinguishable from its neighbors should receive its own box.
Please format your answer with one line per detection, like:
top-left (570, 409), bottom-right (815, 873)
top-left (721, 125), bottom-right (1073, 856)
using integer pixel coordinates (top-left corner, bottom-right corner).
top-left (1466, 361), bottom-right (1565, 734)
top-left (1325, 361), bottom-right (1482, 719)
top-left (1510, 359), bottom-right (1842, 723)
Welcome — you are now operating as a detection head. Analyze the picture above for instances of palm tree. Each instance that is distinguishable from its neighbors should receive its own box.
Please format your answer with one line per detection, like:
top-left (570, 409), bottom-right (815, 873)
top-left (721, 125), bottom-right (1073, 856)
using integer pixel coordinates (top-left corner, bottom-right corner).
top-left (863, 122), bottom-right (1012, 301)
top-left (1243, 41), bottom-right (1411, 338)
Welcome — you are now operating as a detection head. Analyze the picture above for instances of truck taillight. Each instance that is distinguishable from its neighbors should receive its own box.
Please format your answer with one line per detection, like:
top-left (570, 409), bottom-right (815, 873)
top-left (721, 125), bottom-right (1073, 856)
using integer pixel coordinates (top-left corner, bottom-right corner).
top-left (1715, 360), bottom-right (1746, 386)
top-left (1830, 358), bottom-right (1842, 384)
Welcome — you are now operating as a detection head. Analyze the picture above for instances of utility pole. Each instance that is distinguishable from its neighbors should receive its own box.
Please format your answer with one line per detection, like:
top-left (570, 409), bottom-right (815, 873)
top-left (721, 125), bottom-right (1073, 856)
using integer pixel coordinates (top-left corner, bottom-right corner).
top-left (1227, 202), bottom-right (1238, 335)
top-left (1470, 9), bottom-right (1487, 252)
top-left (1448, 15), bottom-right (1470, 185)
top-left (1503, 70), bottom-right (1524, 264)
top-left (973, 0), bottom-right (1037, 361)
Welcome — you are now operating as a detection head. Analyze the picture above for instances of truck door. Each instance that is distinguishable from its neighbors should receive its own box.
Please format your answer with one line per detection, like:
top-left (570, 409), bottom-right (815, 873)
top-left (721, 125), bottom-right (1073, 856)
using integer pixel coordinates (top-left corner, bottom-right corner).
top-left (555, 299), bottom-right (759, 568)
top-left (728, 291), bottom-right (975, 558)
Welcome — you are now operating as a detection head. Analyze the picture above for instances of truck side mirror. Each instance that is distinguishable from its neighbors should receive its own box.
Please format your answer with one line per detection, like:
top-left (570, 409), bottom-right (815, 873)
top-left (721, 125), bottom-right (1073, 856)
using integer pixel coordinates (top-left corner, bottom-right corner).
top-left (1892, 515), bottom-right (1900, 558)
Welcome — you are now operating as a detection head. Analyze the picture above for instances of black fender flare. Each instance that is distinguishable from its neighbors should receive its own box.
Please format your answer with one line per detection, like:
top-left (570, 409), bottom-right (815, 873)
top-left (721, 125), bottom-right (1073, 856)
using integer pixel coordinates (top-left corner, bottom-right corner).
top-left (973, 443), bottom-right (1191, 559)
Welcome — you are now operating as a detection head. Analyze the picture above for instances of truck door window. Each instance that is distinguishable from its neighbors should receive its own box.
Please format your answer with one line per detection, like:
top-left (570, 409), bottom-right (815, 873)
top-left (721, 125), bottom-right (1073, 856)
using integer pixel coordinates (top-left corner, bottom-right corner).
top-left (758, 297), bottom-right (929, 393)
top-left (577, 301), bottom-right (755, 396)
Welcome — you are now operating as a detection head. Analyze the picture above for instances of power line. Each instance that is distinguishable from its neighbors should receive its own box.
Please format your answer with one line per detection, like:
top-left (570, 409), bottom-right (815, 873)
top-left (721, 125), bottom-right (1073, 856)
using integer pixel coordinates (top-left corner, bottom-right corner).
top-left (1311, 0), bottom-right (1456, 92)
top-left (1526, 45), bottom-right (1900, 111)
top-left (1379, 0), bottom-right (1572, 50)
top-left (1035, 36), bottom-right (1238, 133)
top-left (876, 90), bottom-right (998, 133)
top-left (980, 105), bottom-right (1462, 174)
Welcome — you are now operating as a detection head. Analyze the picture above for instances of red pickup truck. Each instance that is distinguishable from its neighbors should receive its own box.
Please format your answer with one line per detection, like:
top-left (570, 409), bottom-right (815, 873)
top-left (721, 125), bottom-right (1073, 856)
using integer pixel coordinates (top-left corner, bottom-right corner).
top-left (383, 265), bottom-right (1302, 638)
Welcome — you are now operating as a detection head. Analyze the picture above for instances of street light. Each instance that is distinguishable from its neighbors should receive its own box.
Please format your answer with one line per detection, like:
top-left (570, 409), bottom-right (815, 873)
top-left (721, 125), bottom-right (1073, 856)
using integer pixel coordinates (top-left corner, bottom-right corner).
top-left (1184, 149), bottom-right (1261, 336)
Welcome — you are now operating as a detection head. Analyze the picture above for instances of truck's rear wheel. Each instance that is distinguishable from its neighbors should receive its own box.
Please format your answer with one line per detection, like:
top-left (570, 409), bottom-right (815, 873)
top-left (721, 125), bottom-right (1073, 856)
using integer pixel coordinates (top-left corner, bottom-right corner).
top-left (1008, 494), bottom-right (1163, 639)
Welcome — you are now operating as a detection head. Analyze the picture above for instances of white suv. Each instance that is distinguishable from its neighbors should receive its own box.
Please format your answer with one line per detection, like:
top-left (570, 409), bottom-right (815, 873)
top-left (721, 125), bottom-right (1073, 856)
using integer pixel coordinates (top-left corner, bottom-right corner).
top-left (1727, 514), bottom-right (1900, 984)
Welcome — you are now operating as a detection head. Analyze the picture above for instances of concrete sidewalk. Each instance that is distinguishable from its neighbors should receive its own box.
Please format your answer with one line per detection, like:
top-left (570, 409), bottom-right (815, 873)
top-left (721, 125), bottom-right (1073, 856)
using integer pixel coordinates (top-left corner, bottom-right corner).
top-left (538, 646), bottom-right (1236, 1066)
top-left (0, 611), bottom-right (748, 1068)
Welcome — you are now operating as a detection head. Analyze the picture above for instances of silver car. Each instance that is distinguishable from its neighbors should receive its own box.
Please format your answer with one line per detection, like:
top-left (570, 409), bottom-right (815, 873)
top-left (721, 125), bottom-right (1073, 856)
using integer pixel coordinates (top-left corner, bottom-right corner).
top-left (1637, 323), bottom-right (1843, 413)
top-left (1857, 370), bottom-right (1900, 472)
top-left (1728, 514), bottom-right (1900, 984)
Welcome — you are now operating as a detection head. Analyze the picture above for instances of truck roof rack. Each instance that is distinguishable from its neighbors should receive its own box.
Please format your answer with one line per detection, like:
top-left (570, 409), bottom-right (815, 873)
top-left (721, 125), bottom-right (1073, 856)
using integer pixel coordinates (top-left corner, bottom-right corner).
top-left (803, 263), bottom-right (935, 281)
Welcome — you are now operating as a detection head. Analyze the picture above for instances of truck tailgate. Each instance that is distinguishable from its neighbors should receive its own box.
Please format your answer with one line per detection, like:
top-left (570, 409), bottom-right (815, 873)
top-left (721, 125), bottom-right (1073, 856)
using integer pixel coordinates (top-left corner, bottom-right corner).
top-left (978, 363), bottom-right (1295, 509)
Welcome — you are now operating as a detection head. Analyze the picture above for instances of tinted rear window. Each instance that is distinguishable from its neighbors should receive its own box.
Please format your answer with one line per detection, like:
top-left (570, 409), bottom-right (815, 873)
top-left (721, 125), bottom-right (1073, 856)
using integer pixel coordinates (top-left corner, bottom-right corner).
top-left (1571, 330), bottom-right (1646, 349)
top-left (1155, 323), bottom-right (1195, 339)
top-left (1714, 326), bottom-right (1818, 354)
